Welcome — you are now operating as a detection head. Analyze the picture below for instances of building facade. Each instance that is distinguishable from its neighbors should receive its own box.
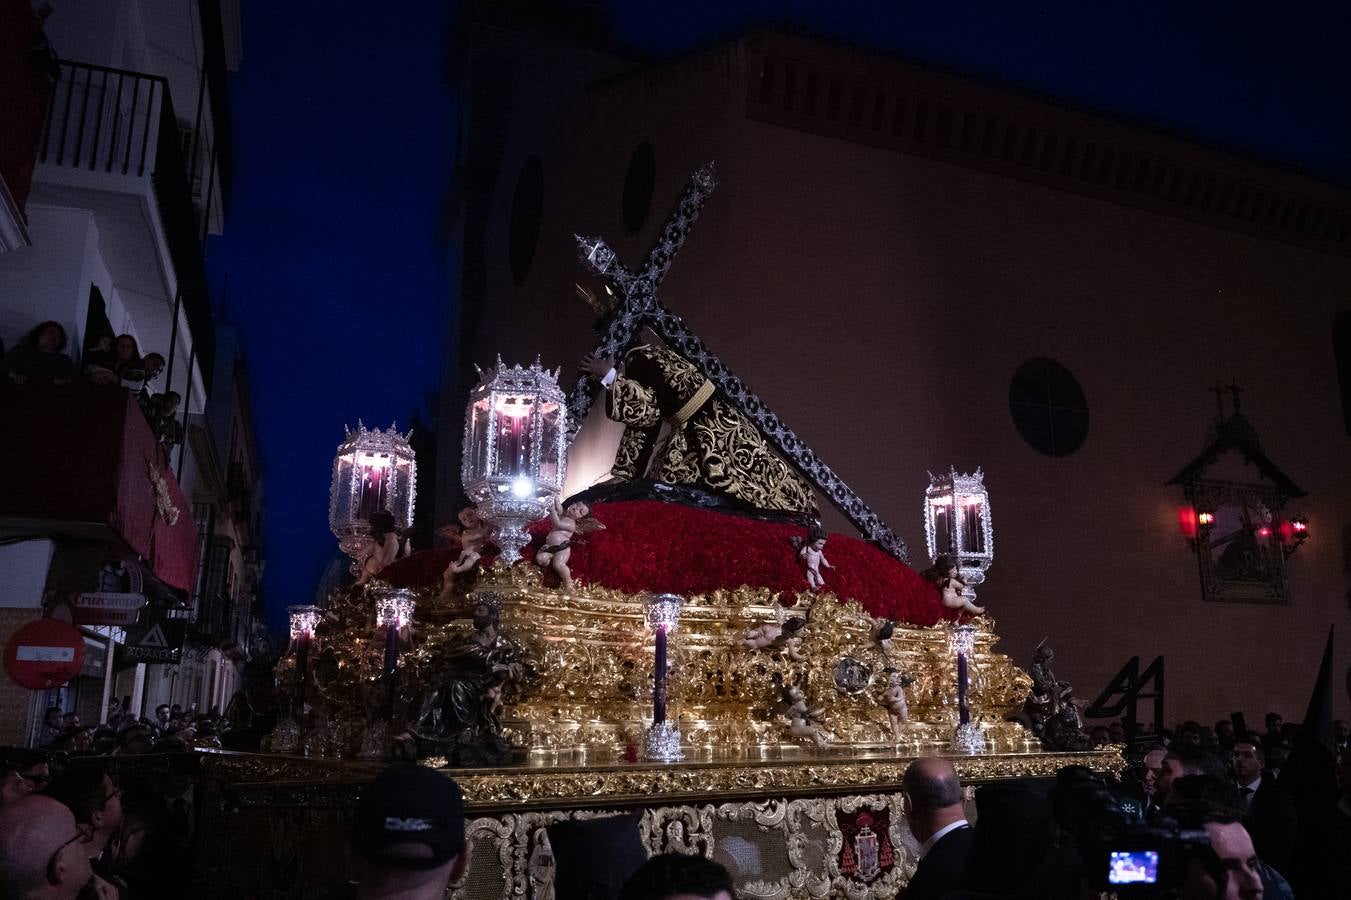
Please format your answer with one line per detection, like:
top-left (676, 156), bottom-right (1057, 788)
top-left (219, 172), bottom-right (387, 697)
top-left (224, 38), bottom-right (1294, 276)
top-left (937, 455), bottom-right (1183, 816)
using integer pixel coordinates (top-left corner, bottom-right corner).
top-left (0, 0), bottom-right (260, 745)
top-left (439, 13), bottom-right (1351, 724)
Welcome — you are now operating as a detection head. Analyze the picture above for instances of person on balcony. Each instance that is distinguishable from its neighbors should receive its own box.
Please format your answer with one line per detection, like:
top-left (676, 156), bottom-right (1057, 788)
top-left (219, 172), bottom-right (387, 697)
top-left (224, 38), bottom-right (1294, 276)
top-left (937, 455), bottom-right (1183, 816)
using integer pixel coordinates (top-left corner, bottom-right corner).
top-left (82, 332), bottom-right (119, 384)
top-left (0, 320), bottom-right (76, 384)
top-left (111, 334), bottom-right (146, 388)
top-left (148, 391), bottom-right (184, 458)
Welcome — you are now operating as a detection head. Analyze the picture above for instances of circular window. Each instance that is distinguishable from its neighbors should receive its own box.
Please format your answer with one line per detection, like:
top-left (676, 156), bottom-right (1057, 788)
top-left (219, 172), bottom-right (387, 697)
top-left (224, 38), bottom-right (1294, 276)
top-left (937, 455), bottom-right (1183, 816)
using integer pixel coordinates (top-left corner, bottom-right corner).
top-left (1008, 358), bottom-right (1089, 456)
top-left (508, 156), bottom-right (543, 285)
top-left (621, 141), bottom-right (655, 233)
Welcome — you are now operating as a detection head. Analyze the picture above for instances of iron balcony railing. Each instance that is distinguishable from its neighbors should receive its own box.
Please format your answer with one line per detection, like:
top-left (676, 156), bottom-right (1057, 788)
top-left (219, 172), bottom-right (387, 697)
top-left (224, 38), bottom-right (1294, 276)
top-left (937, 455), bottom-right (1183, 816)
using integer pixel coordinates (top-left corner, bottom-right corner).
top-left (39, 59), bottom-right (215, 393)
top-left (40, 61), bottom-right (165, 176)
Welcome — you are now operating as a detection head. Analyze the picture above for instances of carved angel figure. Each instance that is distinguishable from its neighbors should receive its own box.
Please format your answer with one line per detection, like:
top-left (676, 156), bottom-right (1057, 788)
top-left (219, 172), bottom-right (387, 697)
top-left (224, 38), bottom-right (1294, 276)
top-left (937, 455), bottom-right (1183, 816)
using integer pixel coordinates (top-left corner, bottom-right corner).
top-left (873, 619), bottom-right (897, 655)
top-left (535, 497), bottom-right (605, 593)
top-left (789, 525), bottom-right (832, 591)
top-left (357, 510), bottom-right (405, 585)
top-left (440, 507), bottom-right (489, 579)
top-left (881, 668), bottom-right (915, 743)
top-left (740, 604), bottom-right (807, 661)
top-left (921, 555), bottom-right (985, 616)
top-left (779, 684), bottom-right (828, 747)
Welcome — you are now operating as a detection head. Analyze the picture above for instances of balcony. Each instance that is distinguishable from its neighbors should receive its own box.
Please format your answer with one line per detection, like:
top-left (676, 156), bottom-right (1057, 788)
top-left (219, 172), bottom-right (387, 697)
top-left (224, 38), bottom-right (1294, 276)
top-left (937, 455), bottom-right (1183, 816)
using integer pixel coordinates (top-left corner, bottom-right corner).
top-left (36, 60), bottom-right (215, 390)
top-left (0, 383), bottom-right (199, 592)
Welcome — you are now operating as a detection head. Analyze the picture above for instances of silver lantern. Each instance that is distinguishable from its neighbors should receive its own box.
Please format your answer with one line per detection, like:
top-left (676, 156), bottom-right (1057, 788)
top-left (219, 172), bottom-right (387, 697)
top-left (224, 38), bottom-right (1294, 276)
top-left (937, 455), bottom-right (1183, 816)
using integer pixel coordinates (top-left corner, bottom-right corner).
top-left (461, 358), bottom-right (567, 565)
top-left (329, 422), bottom-right (417, 570)
top-left (923, 467), bottom-right (994, 604)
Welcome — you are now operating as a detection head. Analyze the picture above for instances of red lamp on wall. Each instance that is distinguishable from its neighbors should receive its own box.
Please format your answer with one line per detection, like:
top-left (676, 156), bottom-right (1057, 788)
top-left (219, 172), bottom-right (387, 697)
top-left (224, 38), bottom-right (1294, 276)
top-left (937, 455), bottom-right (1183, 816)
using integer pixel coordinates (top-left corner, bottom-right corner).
top-left (1279, 514), bottom-right (1310, 557)
top-left (1178, 507), bottom-right (1216, 551)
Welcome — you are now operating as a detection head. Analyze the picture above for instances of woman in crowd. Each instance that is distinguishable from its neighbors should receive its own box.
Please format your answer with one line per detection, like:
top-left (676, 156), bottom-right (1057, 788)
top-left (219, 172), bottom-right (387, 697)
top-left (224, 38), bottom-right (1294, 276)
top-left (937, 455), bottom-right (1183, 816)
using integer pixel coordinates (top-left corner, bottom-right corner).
top-left (112, 333), bottom-right (146, 385)
top-left (83, 331), bottom-right (120, 383)
top-left (0, 320), bottom-right (76, 384)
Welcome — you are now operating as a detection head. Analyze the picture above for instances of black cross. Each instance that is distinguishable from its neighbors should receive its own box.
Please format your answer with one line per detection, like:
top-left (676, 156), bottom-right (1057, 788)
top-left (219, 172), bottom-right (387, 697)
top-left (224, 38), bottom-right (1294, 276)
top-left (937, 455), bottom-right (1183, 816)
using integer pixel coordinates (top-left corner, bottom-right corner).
top-left (1209, 382), bottom-right (1226, 418)
top-left (1227, 380), bottom-right (1245, 413)
top-left (569, 163), bottom-right (909, 562)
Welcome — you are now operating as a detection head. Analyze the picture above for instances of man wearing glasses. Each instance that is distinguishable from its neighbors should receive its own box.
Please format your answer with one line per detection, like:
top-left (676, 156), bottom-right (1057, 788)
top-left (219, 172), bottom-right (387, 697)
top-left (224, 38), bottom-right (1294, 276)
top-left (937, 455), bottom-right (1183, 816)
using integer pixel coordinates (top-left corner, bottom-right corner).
top-left (44, 769), bottom-right (125, 868)
top-left (1, 749), bottom-right (52, 806)
top-left (0, 793), bottom-right (95, 898)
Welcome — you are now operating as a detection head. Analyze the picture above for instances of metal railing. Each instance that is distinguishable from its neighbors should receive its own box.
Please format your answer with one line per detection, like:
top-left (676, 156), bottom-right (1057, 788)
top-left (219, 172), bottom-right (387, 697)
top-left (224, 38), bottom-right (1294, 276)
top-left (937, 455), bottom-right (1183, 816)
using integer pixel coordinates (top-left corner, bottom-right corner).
top-left (40, 61), bottom-right (166, 176)
top-left (40, 58), bottom-right (216, 395)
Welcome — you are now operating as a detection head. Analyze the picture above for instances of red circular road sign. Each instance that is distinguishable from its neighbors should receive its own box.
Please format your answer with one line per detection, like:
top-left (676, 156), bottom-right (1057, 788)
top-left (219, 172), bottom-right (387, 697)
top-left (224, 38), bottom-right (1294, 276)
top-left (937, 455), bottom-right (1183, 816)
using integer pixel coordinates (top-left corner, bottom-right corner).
top-left (4, 619), bottom-right (86, 690)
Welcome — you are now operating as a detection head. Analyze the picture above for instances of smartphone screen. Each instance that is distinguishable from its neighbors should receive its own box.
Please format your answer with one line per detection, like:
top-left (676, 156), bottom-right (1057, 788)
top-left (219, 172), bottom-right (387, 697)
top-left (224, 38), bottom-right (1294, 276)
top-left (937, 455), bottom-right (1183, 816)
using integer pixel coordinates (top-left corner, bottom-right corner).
top-left (1108, 850), bottom-right (1159, 885)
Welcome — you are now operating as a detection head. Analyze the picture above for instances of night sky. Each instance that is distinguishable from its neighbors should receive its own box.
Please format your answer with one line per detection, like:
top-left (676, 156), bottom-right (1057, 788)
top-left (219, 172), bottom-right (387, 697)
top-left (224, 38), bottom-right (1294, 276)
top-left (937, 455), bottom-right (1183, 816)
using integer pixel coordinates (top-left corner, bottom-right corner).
top-left (206, 1), bottom-right (1351, 630)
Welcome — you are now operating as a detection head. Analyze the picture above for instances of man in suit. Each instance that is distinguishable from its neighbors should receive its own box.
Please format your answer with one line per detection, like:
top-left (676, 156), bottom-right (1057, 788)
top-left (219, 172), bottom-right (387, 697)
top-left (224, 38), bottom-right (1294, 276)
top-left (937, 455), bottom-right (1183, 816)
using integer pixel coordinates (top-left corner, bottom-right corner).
top-left (1231, 734), bottom-right (1296, 879)
top-left (900, 757), bottom-right (973, 900)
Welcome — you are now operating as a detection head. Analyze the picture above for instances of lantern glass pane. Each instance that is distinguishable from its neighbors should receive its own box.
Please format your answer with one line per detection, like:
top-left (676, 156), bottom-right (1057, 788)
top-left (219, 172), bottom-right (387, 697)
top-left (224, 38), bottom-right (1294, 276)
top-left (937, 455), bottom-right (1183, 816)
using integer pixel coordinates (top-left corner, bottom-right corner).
top-left (391, 460), bottom-right (412, 524)
top-left (335, 458), bottom-right (356, 516)
top-left (932, 501), bottom-right (953, 555)
top-left (537, 401), bottom-right (562, 487)
top-left (469, 399), bottom-right (490, 477)
top-left (356, 456), bottom-right (390, 520)
top-left (491, 395), bottom-right (535, 479)
top-left (961, 497), bottom-right (985, 553)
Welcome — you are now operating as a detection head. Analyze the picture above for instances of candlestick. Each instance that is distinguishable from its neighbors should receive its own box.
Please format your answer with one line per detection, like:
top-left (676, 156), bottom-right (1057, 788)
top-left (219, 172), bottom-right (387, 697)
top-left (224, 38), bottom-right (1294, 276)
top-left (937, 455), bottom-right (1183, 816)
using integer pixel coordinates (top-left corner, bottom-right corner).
top-left (957, 651), bottom-right (969, 726)
top-left (654, 624), bottom-right (669, 724)
top-left (287, 605), bottom-right (322, 719)
top-left (373, 588), bottom-right (417, 723)
top-left (948, 623), bottom-right (984, 754)
top-left (642, 593), bottom-right (684, 762)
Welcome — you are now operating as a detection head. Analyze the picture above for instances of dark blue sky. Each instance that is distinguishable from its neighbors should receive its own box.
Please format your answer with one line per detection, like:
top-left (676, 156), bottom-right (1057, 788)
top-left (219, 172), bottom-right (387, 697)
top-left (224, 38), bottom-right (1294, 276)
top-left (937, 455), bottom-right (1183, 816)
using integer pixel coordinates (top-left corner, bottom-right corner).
top-left (207, 1), bottom-right (1351, 630)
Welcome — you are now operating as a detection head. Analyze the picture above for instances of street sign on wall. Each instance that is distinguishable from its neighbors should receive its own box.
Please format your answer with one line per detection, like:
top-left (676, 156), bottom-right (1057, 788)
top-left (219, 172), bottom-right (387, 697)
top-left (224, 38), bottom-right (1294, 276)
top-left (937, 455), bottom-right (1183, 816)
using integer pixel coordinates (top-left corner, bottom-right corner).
top-left (72, 592), bottom-right (146, 627)
top-left (4, 619), bottom-right (86, 689)
top-left (122, 616), bottom-right (185, 664)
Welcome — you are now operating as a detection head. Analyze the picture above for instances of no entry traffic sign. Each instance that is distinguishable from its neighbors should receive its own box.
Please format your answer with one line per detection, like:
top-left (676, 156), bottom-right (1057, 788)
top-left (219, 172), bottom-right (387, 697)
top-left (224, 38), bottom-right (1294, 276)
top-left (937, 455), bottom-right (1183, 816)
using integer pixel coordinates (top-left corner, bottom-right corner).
top-left (4, 619), bottom-right (86, 690)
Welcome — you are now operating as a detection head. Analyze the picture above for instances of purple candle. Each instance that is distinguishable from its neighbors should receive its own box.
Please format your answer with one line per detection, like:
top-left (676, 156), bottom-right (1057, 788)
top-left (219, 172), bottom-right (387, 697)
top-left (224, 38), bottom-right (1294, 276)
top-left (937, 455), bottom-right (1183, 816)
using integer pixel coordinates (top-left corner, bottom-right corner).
top-left (294, 633), bottom-right (310, 717)
top-left (383, 622), bottom-right (399, 680)
top-left (957, 651), bottom-right (970, 726)
top-left (653, 624), bottom-right (668, 724)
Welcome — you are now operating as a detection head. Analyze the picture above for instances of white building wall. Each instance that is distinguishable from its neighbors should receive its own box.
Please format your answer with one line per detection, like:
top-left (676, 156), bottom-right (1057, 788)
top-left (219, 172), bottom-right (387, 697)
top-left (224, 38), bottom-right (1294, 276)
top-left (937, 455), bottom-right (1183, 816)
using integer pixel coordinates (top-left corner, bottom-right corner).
top-left (0, 205), bottom-right (104, 351)
top-left (0, 540), bottom-right (56, 609)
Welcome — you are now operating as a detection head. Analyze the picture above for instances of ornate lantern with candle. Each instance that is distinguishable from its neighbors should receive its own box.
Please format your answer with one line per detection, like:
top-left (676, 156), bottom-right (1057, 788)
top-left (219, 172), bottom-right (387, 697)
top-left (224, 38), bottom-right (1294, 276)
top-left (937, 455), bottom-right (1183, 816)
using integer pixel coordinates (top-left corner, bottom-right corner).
top-left (272, 604), bottom-right (322, 753)
top-left (461, 358), bottom-right (568, 565)
top-left (373, 588), bottom-right (417, 681)
top-left (329, 422), bottom-right (417, 571)
top-left (923, 467), bottom-right (994, 606)
top-left (642, 592), bottom-right (685, 762)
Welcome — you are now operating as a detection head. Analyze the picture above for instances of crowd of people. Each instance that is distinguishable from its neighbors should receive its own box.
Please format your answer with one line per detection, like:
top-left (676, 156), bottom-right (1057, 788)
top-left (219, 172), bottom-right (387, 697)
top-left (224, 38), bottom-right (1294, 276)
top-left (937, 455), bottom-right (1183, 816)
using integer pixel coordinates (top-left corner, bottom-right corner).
top-left (893, 706), bottom-right (1351, 900)
top-left (0, 745), bottom-right (193, 900)
top-left (33, 700), bottom-right (232, 758)
top-left (4, 698), bottom-right (1349, 899)
top-left (0, 320), bottom-right (183, 456)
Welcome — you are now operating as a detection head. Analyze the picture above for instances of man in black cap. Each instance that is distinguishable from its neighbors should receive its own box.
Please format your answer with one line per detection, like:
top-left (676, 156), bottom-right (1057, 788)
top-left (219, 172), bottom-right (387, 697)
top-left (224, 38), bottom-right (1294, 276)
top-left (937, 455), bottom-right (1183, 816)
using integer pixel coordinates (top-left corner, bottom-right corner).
top-left (332, 764), bottom-right (469, 899)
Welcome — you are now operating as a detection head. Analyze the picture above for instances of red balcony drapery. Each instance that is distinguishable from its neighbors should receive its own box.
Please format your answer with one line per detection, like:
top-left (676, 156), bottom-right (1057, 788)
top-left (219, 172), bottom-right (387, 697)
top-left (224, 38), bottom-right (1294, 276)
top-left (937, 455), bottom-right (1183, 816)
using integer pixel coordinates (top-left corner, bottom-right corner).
top-left (0, 384), bottom-right (198, 591)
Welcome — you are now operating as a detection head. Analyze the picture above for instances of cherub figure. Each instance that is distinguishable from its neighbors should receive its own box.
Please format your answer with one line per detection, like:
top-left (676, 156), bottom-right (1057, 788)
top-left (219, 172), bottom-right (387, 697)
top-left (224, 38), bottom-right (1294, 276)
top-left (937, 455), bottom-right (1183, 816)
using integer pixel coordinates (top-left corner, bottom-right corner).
top-left (357, 510), bottom-right (403, 585)
top-left (789, 525), bottom-right (832, 591)
top-left (780, 684), bottom-right (828, 747)
top-left (740, 605), bottom-right (807, 661)
top-left (535, 497), bottom-right (604, 593)
top-left (881, 668), bottom-right (915, 743)
top-left (873, 619), bottom-right (897, 656)
top-left (441, 507), bottom-right (488, 578)
top-left (921, 554), bottom-right (985, 615)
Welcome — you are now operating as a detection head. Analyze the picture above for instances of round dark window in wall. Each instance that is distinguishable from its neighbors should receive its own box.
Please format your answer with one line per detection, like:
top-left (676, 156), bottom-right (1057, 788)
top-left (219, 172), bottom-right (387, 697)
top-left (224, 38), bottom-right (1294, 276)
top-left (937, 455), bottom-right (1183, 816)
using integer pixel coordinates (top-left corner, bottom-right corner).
top-left (1008, 357), bottom-right (1090, 457)
top-left (508, 156), bottom-right (544, 285)
top-left (621, 141), bottom-right (655, 233)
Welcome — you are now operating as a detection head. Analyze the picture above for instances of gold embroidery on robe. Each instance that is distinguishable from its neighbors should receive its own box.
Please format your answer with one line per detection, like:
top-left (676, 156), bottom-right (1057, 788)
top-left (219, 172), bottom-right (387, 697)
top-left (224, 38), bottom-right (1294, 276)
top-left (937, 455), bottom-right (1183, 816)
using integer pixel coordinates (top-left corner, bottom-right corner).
top-left (603, 345), bottom-right (816, 515)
